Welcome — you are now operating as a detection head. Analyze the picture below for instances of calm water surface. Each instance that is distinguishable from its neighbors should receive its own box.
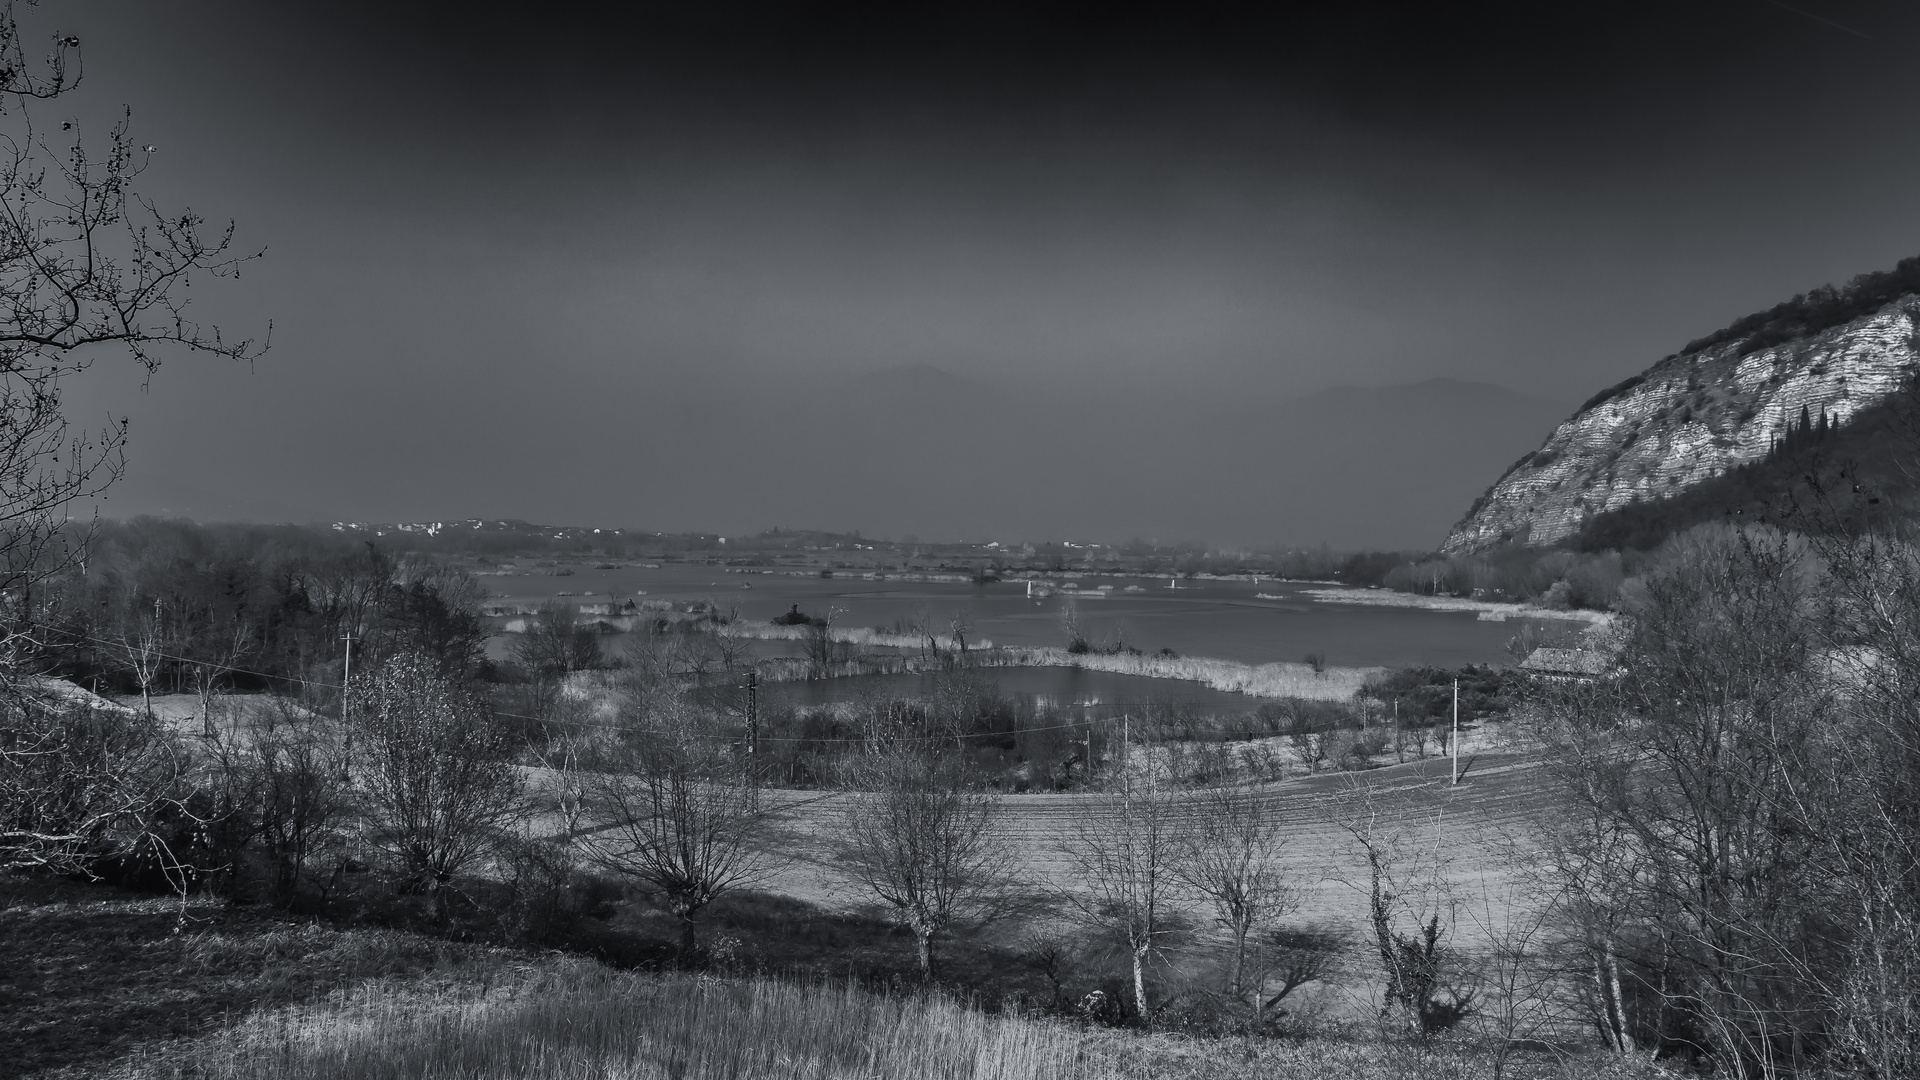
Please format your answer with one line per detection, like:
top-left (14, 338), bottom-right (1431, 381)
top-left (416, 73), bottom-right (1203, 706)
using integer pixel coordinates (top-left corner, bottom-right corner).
top-left (483, 564), bottom-right (1535, 670)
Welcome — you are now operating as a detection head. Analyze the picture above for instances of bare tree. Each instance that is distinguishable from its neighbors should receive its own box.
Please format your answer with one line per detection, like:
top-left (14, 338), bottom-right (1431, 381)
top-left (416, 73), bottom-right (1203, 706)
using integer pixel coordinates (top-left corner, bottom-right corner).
top-left (584, 690), bottom-right (770, 954)
top-left (1540, 527), bottom-right (1837, 1076)
top-left (801, 604), bottom-right (849, 678)
top-left (946, 608), bottom-right (972, 661)
top-left (0, 3), bottom-right (258, 896)
top-left (910, 602), bottom-right (938, 661)
top-left (1364, 840), bottom-right (1475, 1037)
top-left (191, 615), bottom-right (252, 737)
top-left (709, 602), bottom-right (748, 675)
top-left (1059, 595), bottom-right (1087, 652)
top-left (512, 599), bottom-right (603, 676)
top-left (350, 649), bottom-right (520, 907)
top-left (1462, 869), bottom-right (1565, 1080)
top-left (117, 599), bottom-right (168, 718)
top-left (0, 682), bottom-right (184, 878)
top-left (1173, 784), bottom-right (1301, 1020)
top-left (1527, 707), bottom-right (1649, 1057)
top-left (1789, 423), bottom-right (1920, 1079)
top-left (1060, 735), bottom-right (1185, 1021)
top-left (250, 696), bottom-right (347, 907)
top-left (839, 750), bottom-right (1013, 980)
top-left (0, 5), bottom-right (263, 666)
top-left (1331, 786), bottom-right (1476, 1040)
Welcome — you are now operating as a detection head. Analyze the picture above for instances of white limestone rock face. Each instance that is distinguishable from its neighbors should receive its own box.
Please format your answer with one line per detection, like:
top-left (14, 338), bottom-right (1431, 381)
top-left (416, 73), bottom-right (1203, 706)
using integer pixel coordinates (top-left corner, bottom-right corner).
top-left (1443, 300), bottom-right (1920, 554)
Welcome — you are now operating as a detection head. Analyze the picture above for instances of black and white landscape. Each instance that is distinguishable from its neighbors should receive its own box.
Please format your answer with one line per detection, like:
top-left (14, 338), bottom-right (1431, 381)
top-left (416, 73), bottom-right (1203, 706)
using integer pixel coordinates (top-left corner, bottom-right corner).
top-left (6, 5), bottom-right (1920, 1079)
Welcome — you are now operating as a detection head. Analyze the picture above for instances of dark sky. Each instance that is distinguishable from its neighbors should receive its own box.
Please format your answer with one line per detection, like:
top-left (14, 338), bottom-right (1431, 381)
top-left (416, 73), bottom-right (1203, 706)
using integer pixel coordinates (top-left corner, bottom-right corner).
top-left (45, 1), bottom-right (1920, 546)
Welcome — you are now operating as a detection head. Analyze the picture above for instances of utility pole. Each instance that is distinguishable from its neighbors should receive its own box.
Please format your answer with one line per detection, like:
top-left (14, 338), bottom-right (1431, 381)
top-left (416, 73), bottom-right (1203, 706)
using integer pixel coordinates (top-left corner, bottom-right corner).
top-left (341, 631), bottom-right (354, 783)
top-left (745, 669), bottom-right (759, 806)
top-left (1450, 677), bottom-right (1460, 786)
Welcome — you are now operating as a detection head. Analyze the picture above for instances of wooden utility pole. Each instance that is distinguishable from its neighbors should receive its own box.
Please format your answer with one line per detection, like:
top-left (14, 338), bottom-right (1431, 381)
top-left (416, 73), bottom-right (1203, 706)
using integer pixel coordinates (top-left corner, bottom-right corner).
top-left (745, 669), bottom-right (759, 804)
top-left (341, 631), bottom-right (355, 783)
top-left (1450, 677), bottom-right (1460, 786)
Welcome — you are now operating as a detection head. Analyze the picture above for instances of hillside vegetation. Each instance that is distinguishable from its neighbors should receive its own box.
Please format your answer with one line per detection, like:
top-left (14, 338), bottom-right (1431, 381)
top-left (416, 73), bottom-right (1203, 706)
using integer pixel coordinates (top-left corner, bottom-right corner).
top-left (1567, 383), bottom-right (1920, 551)
top-left (1678, 255), bottom-right (1920, 361)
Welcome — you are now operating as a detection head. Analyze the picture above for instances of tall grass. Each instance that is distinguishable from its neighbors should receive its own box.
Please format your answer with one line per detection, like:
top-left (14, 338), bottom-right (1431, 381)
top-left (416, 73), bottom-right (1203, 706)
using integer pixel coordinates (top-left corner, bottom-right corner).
top-left (995, 647), bottom-right (1380, 701)
top-left (153, 968), bottom-right (1085, 1080)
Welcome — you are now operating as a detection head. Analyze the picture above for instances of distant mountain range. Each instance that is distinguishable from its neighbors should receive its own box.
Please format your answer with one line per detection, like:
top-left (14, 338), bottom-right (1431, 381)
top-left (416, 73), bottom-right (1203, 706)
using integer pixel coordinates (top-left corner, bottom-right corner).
top-left (94, 362), bottom-right (1571, 551)
top-left (1447, 256), bottom-right (1920, 554)
top-left (625, 367), bottom-right (1567, 549)
top-left (93, 365), bottom-right (1574, 549)
top-left (89, 473), bottom-right (334, 526)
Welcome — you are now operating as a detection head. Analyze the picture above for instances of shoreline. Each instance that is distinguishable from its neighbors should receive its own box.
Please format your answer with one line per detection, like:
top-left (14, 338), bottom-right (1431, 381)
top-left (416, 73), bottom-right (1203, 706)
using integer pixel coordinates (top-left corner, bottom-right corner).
top-left (1298, 585), bottom-right (1610, 624)
top-left (737, 630), bottom-right (1377, 703)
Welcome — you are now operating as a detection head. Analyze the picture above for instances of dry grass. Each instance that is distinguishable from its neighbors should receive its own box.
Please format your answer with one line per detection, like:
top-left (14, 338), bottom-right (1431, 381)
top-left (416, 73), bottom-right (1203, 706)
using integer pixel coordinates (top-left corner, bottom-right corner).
top-left (118, 959), bottom-right (1665, 1080)
top-left (126, 966), bottom-right (1086, 1080)
top-left (0, 875), bottom-right (522, 1079)
top-left (991, 648), bottom-right (1380, 701)
top-left (5, 870), bottom-right (1661, 1080)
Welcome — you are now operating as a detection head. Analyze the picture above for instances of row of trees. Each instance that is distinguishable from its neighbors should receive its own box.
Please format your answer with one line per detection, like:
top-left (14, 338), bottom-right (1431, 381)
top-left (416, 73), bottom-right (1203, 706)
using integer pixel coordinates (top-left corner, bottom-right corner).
top-left (34, 521), bottom-right (492, 698)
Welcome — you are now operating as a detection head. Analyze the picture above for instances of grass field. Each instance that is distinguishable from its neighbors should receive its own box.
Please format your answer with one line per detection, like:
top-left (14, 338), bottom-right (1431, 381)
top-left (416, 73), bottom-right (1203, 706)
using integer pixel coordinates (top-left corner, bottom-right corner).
top-left (754, 748), bottom-right (1552, 956)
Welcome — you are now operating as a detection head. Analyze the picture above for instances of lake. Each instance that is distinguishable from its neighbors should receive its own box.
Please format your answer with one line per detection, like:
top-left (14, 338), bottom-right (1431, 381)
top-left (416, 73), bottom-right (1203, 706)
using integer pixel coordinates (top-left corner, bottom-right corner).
top-left (480, 562), bottom-right (1542, 670)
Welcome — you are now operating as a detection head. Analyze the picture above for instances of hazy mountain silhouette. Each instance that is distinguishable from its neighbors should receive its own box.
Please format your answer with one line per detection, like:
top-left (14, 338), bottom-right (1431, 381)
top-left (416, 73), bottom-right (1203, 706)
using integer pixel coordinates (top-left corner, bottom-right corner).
top-left (95, 364), bottom-right (1564, 550)
top-left (92, 472), bottom-right (333, 525)
top-left (1183, 378), bottom-right (1571, 548)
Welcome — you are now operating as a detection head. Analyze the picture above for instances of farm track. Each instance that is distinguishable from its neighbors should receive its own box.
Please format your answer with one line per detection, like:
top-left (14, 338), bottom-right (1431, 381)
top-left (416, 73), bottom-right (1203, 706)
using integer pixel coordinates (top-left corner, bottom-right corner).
top-left (755, 750), bottom-right (1564, 946)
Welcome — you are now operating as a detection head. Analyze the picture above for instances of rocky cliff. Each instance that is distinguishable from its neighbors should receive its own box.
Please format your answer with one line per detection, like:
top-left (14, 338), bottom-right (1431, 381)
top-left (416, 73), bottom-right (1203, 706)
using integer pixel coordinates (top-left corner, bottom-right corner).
top-left (1444, 297), bottom-right (1920, 554)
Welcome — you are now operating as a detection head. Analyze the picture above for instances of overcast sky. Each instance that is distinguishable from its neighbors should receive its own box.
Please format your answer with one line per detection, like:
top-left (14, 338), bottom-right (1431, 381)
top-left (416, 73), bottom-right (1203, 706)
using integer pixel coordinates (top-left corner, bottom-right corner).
top-left (43, 1), bottom-right (1920, 545)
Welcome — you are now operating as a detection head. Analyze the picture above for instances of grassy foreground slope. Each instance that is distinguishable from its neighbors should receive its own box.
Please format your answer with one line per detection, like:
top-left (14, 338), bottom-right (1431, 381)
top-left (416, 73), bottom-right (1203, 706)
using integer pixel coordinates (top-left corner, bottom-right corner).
top-left (5, 882), bottom-right (1645, 1080)
top-left (2, 744), bottom-right (1637, 1079)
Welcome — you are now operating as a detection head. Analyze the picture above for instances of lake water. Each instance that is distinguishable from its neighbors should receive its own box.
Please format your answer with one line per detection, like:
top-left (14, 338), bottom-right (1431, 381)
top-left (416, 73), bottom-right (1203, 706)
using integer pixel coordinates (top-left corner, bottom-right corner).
top-left (480, 562), bottom-right (1539, 670)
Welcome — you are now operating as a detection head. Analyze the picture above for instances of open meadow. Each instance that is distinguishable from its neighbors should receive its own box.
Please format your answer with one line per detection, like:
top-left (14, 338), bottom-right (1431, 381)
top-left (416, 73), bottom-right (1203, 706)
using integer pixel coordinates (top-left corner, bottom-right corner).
top-left (753, 748), bottom-right (1552, 955)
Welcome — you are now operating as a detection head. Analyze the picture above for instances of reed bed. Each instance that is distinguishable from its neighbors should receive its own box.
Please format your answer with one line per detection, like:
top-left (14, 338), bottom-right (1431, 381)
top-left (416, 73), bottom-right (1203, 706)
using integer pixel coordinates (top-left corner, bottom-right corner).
top-left (739, 639), bottom-right (1379, 702)
top-left (150, 968), bottom-right (1086, 1080)
top-left (994, 648), bottom-right (1380, 701)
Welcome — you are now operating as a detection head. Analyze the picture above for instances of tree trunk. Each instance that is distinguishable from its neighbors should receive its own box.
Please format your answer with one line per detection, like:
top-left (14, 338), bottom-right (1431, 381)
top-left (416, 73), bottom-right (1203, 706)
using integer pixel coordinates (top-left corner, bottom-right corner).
top-left (1605, 941), bottom-right (1631, 1053)
top-left (915, 929), bottom-right (935, 981)
top-left (678, 912), bottom-right (698, 956)
top-left (1132, 945), bottom-right (1150, 1023)
top-left (1230, 923), bottom-right (1250, 1016)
